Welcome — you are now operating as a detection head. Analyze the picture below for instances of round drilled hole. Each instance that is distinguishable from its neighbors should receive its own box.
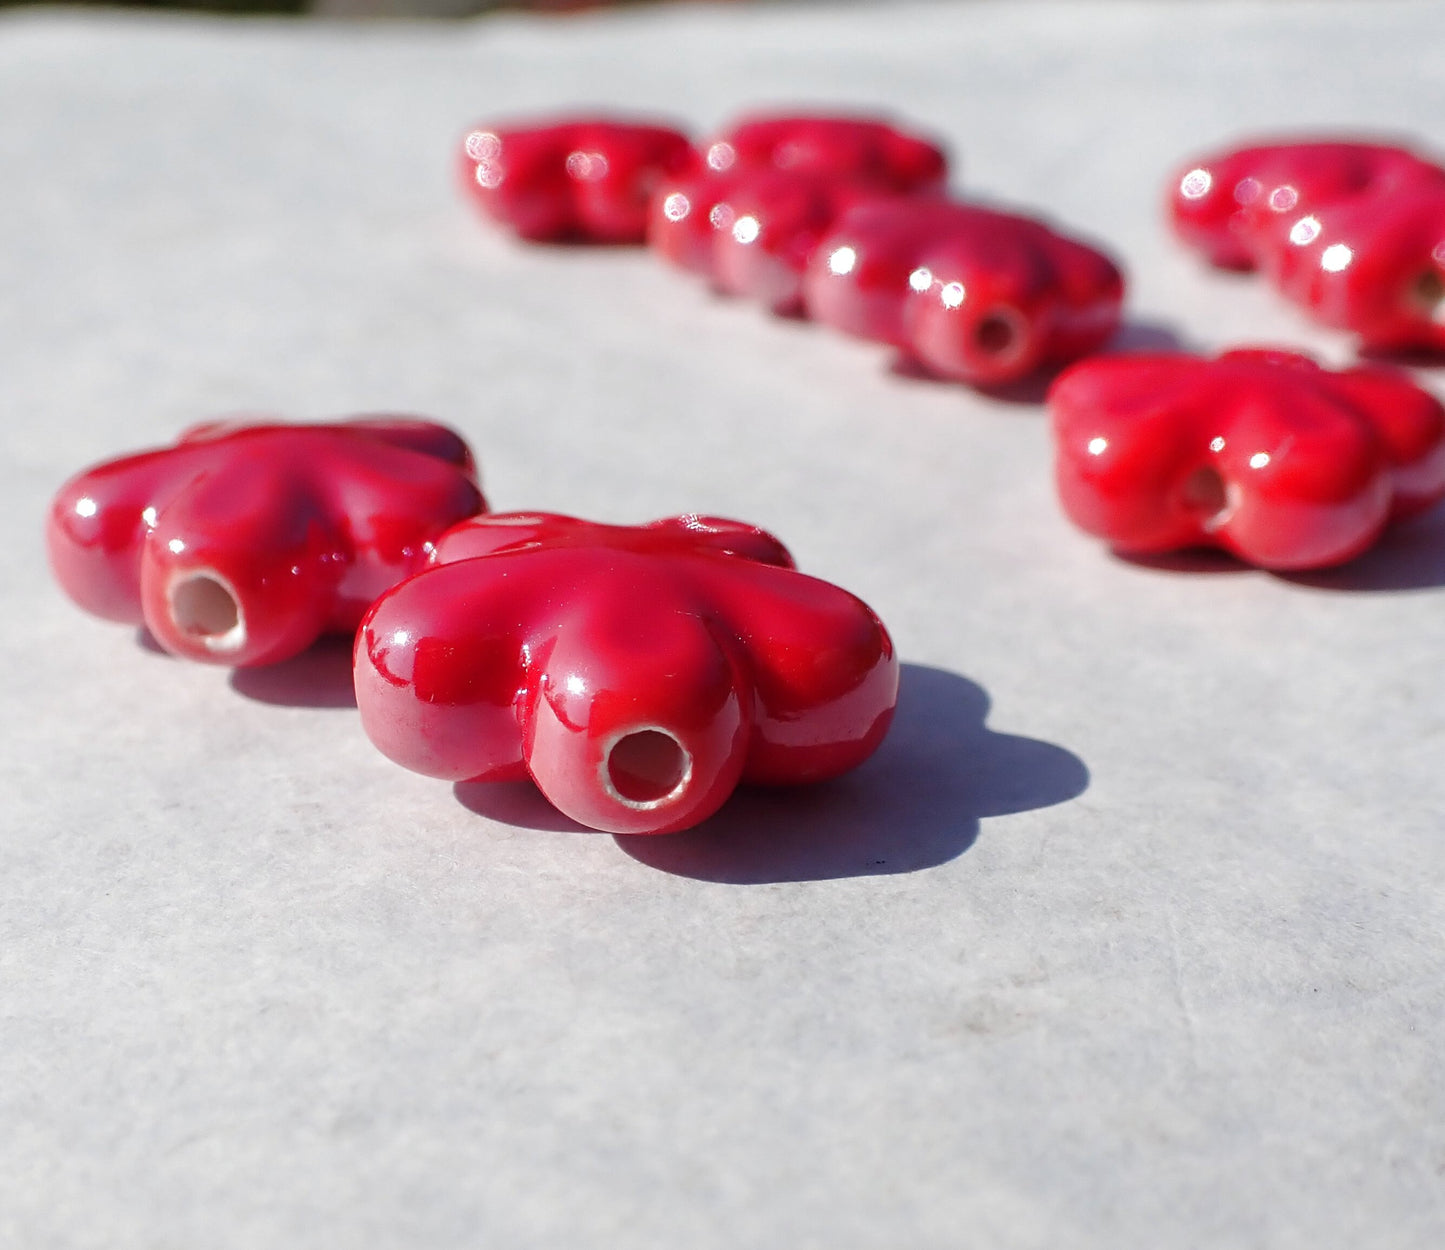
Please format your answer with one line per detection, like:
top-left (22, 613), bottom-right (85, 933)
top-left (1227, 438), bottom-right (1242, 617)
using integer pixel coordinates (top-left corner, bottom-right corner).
top-left (171, 574), bottom-right (240, 640)
top-left (1182, 466), bottom-right (1230, 528)
top-left (1412, 269), bottom-right (1445, 316)
top-left (974, 311), bottom-right (1019, 356)
top-left (607, 730), bottom-right (689, 805)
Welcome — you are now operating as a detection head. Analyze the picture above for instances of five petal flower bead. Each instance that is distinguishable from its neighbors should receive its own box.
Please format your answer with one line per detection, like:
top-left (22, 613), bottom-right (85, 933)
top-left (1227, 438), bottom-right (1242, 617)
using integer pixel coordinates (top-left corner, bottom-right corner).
top-left (1049, 349), bottom-right (1445, 569)
top-left (649, 113), bottom-right (949, 313)
top-left (48, 418), bottom-right (486, 666)
top-left (1168, 139), bottom-right (1445, 351)
top-left (459, 117), bottom-right (699, 243)
top-left (804, 199), bottom-right (1125, 386)
top-left (353, 513), bottom-right (899, 835)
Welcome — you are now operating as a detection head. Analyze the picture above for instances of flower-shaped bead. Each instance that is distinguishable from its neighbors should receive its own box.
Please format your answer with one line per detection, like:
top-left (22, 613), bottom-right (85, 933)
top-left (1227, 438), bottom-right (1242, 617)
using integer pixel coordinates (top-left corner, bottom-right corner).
top-left (354, 513), bottom-right (898, 835)
top-left (650, 113), bottom-right (948, 313)
top-left (1168, 139), bottom-right (1445, 351)
top-left (48, 418), bottom-right (486, 666)
top-left (459, 118), bottom-right (698, 243)
top-left (804, 199), bottom-right (1124, 386)
top-left (1049, 349), bottom-right (1445, 569)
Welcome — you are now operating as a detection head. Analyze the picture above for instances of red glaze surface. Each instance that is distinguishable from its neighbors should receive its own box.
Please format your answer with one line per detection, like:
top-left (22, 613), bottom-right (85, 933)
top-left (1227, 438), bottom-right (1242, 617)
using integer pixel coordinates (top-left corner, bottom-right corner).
top-left (1168, 139), bottom-right (1445, 351)
top-left (701, 114), bottom-right (948, 190)
top-left (650, 114), bottom-right (948, 313)
top-left (804, 199), bottom-right (1124, 386)
top-left (650, 168), bottom-right (899, 313)
top-left (48, 418), bottom-right (485, 666)
top-left (459, 118), bottom-right (698, 243)
top-left (354, 513), bottom-right (898, 836)
top-left (1049, 349), bottom-right (1445, 569)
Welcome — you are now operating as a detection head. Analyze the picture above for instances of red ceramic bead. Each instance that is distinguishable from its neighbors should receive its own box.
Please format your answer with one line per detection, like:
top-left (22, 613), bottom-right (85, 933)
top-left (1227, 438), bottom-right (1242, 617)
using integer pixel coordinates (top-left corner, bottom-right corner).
top-left (459, 118), bottom-right (698, 243)
top-left (1049, 349), bottom-right (1445, 569)
top-left (650, 113), bottom-right (948, 313)
top-left (804, 199), bottom-right (1124, 386)
top-left (650, 167), bottom-right (899, 313)
top-left (1168, 139), bottom-right (1445, 351)
top-left (701, 114), bottom-right (948, 190)
top-left (48, 418), bottom-right (485, 666)
top-left (354, 513), bottom-right (898, 836)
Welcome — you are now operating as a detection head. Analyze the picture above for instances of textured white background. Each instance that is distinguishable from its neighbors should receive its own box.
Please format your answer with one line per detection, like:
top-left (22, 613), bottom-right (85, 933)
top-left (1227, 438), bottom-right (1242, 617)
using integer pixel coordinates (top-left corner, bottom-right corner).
top-left (3, 2), bottom-right (1445, 1246)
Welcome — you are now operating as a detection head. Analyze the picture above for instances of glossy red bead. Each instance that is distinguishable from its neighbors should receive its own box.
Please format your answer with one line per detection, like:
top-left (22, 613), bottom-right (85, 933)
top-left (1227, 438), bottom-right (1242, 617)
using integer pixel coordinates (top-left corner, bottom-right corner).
top-left (48, 418), bottom-right (485, 666)
top-left (1168, 139), bottom-right (1445, 351)
top-left (702, 114), bottom-right (948, 189)
top-left (649, 113), bottom-right (948, 313)
top-left (459, 118), bottom-right (698, 243)
top-left (354, 513), bottom-right (898, 836)
top-left (1049, 349), bottom-right (1445, 569)
top-left (804, 199), bottom-right (1124, 386)
top-left (650, 167), bottom-right (899, 313)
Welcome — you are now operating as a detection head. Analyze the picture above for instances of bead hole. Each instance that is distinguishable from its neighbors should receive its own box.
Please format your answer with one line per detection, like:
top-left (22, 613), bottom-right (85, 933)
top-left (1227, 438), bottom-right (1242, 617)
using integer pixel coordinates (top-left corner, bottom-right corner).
top-left (607, 730), bottom-right (689, 805)
top-left (974, 311), bottom-right (1018, 356)
top-left (1412, 269), bottom-right (1445, 317)
top-left (171, 574), bottom-right (241, 640)
top-left (1182, 465), bottom-right (1231, 530)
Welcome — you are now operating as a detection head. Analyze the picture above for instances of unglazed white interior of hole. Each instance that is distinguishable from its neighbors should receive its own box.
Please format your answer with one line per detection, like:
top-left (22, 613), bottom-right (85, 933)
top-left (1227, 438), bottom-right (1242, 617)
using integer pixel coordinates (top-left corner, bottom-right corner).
top-left (1181, 465), bottom-right (1238, 532)
top-left (169, 572), bottom-right (246, 652)
top-left (603, 728), bottom-right (692, 809)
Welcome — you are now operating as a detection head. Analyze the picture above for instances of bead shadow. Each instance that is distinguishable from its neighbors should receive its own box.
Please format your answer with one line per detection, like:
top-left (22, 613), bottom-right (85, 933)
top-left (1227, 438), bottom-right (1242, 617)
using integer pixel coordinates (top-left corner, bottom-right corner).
top-left (135, 626), bottom-right (172, 656)
top-left (615, 663), bottom-right (1089, 884)
top-left (228, 636), bottom-right (358, 708)
top-left (1357, 345), bottom-right (1445, 368)
top-left (1113, 548), bottom-right (1252, 576)
top-left (454, 780), bottom-right (593, 834)
top-left (1107, 318), bottom-right (1189, 355)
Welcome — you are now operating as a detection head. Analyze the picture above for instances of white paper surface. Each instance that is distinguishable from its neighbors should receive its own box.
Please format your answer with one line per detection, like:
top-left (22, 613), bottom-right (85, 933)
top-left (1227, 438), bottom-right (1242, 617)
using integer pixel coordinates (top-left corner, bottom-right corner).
top-left (3, 2), bottom-right (1445, 1246)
